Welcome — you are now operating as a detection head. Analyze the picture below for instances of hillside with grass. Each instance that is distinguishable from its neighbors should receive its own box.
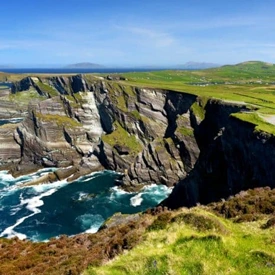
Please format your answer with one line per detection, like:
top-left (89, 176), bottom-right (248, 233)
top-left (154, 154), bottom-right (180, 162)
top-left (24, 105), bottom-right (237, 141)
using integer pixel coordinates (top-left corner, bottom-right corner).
top-left (85, 188), bottom-right (275, 275)
top-left (1, 188), bottom-right (275, 275)
top-left (117, 61), bottom-right (275, 136)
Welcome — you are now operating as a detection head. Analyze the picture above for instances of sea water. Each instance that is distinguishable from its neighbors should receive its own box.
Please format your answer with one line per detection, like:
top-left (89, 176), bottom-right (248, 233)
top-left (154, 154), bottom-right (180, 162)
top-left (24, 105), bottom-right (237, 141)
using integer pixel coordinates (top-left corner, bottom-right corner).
top-left (0, 169), bottom-right (172, 242)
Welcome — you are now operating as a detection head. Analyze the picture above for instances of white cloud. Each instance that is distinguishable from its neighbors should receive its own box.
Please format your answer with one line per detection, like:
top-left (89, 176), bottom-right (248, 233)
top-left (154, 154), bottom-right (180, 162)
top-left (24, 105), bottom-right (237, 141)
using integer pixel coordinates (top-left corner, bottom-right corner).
top-left (114, 25), bottom-right (176, 48)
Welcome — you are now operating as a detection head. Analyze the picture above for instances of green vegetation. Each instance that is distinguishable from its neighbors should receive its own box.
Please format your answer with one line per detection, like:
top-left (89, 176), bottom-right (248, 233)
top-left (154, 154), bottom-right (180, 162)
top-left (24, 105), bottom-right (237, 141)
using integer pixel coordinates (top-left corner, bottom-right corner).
top-left (35, 113), bottom-right (81, 128)
top-left (175, 115), bottom-right (194, 137)
top-left (86, 202), bottom-right (275, 275)
top-left (176, 124), bottom-right (194, 137)
top-left (122, 61), bottom-right (275, 86)
top-left (1, 188), bottom-right (275, 275)
top-left (101, 121), bottom-right (142, 156)
top-left (36, 81), bottom-right (59, 97)
top-left (106, 61), bottom-right (275, 136)
top-left (9, 89), bottom-right (44, 103)
top-left (105, 82), bottom-right (129, 112)
top-left (191, 97), bottom-right (208, 120)
top-left (231, 112), bottom-right (275, 135)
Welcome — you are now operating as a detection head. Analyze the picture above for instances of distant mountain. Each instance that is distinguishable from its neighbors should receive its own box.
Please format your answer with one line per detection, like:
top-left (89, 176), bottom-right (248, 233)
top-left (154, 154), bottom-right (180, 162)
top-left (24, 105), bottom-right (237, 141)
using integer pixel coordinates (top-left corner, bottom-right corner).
top-left (177, 62), bottom-right (221, 69)
top-left (65, 62), bottom-right (105, 69)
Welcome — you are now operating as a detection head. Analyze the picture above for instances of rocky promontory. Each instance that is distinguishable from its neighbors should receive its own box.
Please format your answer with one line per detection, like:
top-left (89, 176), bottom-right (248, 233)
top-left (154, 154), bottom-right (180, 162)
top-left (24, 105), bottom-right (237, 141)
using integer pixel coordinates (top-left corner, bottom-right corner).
top-left (1, 73), bottom-right (275, 207)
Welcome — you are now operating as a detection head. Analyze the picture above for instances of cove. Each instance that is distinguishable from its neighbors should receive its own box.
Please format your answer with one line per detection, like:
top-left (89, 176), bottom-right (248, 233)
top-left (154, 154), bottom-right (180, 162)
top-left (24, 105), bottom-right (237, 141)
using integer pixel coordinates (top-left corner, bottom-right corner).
top-left (0, 169), bottom-right (171, 242)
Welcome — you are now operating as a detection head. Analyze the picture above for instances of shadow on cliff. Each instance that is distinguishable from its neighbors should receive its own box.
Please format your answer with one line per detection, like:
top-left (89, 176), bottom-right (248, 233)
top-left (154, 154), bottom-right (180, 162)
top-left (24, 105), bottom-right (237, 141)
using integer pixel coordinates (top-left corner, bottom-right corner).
top-left (161, 100), bottom-right (275, 209)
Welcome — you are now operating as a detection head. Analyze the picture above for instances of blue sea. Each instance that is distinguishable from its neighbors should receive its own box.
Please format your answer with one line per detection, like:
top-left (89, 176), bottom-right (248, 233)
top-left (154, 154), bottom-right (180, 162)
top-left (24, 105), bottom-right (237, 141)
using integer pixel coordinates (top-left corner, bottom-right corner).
top-left (0, 166), bottom-right (171, 242)
top-left (0, 76), bottom-right (172, 242)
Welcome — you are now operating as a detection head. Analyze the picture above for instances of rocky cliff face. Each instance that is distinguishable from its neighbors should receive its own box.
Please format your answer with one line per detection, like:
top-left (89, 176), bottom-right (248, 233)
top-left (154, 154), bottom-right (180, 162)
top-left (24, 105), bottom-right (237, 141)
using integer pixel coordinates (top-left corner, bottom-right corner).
top-left (0, 75), bottom-right (203, 186)
top-left (1, 74), bottom-right (274, 207)
top-left (161, 100), bottom-right (275, 208)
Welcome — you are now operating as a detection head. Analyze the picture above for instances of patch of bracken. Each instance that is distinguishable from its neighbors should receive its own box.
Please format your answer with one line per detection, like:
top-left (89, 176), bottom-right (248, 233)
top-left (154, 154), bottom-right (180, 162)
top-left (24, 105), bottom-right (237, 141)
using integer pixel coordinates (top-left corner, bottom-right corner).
top-left (0, 215), bottom-right (150, 275)
top-left (261, 216), bottom-right (275, 229)
top-left (209, 187), bottom-right (275, 220)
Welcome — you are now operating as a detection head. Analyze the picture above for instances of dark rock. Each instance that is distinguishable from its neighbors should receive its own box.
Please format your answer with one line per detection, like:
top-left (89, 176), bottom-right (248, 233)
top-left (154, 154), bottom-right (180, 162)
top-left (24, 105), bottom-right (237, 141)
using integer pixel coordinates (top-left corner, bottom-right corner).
top-left (114, 144), bottom-right (130, 155)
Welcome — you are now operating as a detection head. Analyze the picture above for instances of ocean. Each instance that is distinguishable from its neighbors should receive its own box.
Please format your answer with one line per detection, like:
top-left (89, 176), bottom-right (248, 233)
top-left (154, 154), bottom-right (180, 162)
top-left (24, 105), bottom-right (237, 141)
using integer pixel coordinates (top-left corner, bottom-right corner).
top-left (0, 74), bottom-right (173, 242)
top-left (0, 166), bottom-right (171, 242)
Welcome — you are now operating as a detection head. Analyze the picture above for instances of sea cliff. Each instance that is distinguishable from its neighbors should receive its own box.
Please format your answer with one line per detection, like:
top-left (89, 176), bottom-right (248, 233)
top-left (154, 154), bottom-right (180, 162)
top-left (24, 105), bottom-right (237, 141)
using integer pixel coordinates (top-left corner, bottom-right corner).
top-left (0, 74), bottom-right (274, 207)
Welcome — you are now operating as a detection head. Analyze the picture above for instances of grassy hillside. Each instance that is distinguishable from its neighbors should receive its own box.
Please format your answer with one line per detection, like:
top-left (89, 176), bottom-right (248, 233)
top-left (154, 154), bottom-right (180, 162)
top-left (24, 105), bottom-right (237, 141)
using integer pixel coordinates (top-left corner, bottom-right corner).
top-left (2, 188), bottom-right (275, 275)
top-left (85, 188), bottom-right (275, 275)
top-left (0, 188), bottom-right (275, 275)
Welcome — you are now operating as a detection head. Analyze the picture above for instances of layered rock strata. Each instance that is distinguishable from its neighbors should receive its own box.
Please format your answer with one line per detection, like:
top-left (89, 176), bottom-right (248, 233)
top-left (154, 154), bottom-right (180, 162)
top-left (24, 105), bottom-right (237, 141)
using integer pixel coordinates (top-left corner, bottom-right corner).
top-left (1, 74), bottom-right (274, 208)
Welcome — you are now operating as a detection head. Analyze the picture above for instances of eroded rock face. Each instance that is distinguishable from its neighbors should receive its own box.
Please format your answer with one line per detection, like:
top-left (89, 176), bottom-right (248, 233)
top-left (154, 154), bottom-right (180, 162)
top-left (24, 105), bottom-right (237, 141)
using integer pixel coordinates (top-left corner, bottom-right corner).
top-left (1, 75), bottom-right (204, 187)
top-left (160, 100), bottom-right (275, 209)
top-left (0, 124), bottom-right (21, 166)
top-left (2, 73), bottom-right (275, 208)
top-left (4, 74), bottom-right (269, 205)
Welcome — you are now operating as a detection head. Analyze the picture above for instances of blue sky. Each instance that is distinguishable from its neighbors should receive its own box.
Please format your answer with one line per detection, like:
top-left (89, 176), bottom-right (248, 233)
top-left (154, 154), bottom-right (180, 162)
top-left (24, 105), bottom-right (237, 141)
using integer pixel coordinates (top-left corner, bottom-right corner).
top-left (1, 0), bottom-right (275, 67)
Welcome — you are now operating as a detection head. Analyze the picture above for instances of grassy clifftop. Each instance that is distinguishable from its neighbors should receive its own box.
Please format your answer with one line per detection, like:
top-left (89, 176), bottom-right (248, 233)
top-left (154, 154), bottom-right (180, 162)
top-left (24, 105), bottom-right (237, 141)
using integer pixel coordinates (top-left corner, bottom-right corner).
top-left (114, 61), bottom-right (275, 136)
top-left (85, 188), bottom-right (275, 275)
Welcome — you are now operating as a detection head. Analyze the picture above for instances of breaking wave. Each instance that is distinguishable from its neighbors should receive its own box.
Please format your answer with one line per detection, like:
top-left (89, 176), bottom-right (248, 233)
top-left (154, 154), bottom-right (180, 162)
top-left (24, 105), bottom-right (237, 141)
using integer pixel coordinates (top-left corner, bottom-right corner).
top-left (0, 169), bottom-right (172, 241)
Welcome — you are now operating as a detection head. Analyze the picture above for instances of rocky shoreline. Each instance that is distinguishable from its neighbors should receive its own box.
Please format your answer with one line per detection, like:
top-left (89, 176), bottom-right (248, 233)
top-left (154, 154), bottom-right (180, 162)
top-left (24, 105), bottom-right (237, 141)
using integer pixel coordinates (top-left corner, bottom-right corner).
top-left (1, 74), bottom-right (274, 207)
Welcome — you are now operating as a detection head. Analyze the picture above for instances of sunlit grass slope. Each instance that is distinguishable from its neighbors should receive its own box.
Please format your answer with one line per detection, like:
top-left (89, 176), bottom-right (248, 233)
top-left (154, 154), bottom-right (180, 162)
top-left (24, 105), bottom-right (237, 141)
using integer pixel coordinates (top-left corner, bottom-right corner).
top-left (115, 61), bottom-right (275, 135)
top-left (86, 207), bottom-right (275, 275)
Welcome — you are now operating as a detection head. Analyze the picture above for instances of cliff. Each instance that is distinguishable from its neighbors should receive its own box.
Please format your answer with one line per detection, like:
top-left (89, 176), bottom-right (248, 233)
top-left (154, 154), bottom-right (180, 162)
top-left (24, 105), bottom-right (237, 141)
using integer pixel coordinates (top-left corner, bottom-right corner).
top-left (162, 100), bottom-right (275, 208)
top-left (0, 75), bottom-right (203, 187)
top-left (1, 74), bottom-right (275, 207)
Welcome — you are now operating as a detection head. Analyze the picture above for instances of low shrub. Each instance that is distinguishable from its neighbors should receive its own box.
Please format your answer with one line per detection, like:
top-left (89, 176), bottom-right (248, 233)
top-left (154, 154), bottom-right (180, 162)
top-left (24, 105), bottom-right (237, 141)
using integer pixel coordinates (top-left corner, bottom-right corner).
top-left (234, 214), bottom-right (260, 223)
top-left (171, 212), bottom-right (228, 233)
top-left (210, 187), bottom-right (275, 218)
top-left (261, 217), bottom-right (275, 229)
top-left (147, 212), bottom-right (172, 231)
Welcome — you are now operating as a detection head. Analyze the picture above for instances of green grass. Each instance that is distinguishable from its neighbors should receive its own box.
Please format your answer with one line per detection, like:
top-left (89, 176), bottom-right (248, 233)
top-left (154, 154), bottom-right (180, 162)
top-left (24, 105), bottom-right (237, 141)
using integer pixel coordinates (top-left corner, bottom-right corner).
top-left (104, 82), bottom-right (136, 112)
top-left (85, 207), bottom-right (275, 275)
top-left (9, 89), bottom-right (44, 103)
top-left (175, 116), bottom-right (194, 137)
top-left (231, 112), bottom-right (275, 135)
top-left (122, 61), bottom-right (275, 85)
top-left (101, 121), bottom-right (142, 156)
top-left (35, 113), bottom-right (81, 128)
top-left (36, 81), bottom-right (59, 97)
top-left (100, 61), bottom-right (275, 136)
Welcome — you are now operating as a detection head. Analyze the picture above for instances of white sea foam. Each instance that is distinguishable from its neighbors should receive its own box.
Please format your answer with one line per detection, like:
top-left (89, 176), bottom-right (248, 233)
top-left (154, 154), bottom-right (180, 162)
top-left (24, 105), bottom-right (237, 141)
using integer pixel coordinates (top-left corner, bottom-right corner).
top-left (31, 179), bottom-right (68, 193)
top-left (0, 167), bottom-right (58, 188)
top-left (109, 186), bottom-right (130, 201)
top-left (130, 184), bottom-right (172, 207)
top-left (76, 213), bottom-right (104, 233)
top-left (77, 192), bottom-right (89, 201)
top-left (0, 188), bottom-right (57, 240)
top-left (0, 118), bottom-right (24, 124)
top-left (130, 193), bottom-right (143, 207)
top-left (0, 171), bottom-right (15, 183)
top-left (110, 186), bottom-right (129, 195)
top-left (10, 206), bottom-right (22, 216)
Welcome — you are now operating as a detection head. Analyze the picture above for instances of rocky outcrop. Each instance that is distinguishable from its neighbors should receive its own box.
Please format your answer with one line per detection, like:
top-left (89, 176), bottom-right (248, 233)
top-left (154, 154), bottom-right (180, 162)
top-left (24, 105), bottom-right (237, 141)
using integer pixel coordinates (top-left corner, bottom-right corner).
top-left (161, 100), bottom-right (275, 208)
top-left (3, 73), bottom-right (273, 204)
top-left (1, 75), bottom-right (204, 187)
top-left (0, 124), bottom-right (21, 167)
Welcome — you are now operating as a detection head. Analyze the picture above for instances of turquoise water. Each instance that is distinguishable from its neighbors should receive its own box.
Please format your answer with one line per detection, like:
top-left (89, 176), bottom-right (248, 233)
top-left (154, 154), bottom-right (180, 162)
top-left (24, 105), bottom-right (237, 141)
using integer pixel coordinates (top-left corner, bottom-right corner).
top-left (0, 118), bottom-right (23, 126)
top-left (0, 169), bottom-right (171, 241)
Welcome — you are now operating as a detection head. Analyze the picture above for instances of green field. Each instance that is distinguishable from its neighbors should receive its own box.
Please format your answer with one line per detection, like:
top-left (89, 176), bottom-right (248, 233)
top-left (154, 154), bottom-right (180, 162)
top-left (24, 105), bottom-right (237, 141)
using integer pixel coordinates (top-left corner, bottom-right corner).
top-left (86, 207), bottom-right (275, 275)
top-left (113, 61), bottom-right (275, 135)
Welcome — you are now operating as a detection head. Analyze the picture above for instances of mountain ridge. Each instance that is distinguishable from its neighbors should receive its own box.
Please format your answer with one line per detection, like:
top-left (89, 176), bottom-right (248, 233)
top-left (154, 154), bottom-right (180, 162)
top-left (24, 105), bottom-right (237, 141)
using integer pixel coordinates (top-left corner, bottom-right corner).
top-left (65, 62), bottom-right (105, 68)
